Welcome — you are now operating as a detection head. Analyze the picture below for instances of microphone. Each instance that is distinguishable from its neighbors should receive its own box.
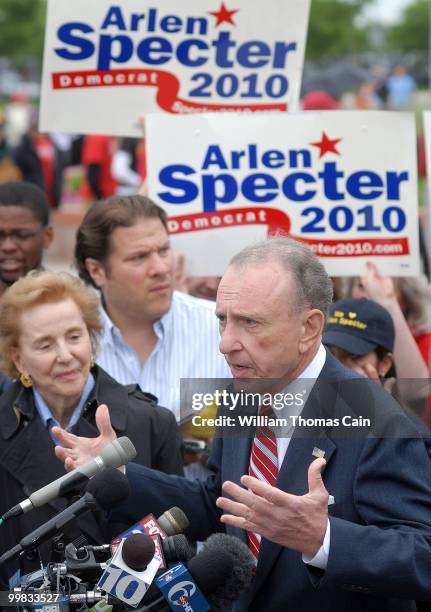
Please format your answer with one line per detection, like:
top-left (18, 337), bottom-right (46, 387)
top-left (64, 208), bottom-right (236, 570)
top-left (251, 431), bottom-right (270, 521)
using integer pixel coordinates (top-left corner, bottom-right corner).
top-left (97, 533), bottom-right (161, 607)
top-left (197, 533), bottom-right (255, 611)
top-left (148, 534), bottom-right (255, 611)
top-left (122, 534), bottom-right (156, 571)
top-left (159, 534), bottom-right (195, 565)
top-left (1, 437), bottom-right (136, 523)
top-left (0, 468), bottom-right (130, 566)
top-left (157, 507), bottom-right (189, 536)
top-left (54, 541), bottom-right (110, 580)
top-left (68, 591), bottom-right (117, 606)
top-left (110, 507), bottom-right (190, 569)
top-left (123, 533), bottom-right (195, 608)
top-left (121, 532), bottom-right (192, 602)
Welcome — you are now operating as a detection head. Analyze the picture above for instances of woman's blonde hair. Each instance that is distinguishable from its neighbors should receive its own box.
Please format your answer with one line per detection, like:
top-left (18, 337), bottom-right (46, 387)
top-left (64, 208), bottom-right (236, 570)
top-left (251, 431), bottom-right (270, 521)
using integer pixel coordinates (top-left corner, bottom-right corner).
top-left (0, 271), bottom-right (103, 378)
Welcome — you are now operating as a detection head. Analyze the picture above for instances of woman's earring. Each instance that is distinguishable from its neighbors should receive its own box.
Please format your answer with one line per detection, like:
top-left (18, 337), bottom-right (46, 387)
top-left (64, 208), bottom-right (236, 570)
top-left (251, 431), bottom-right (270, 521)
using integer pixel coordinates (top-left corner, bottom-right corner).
top-left (90, 355), bottom-right (95, 368)
top-left (20, 372), bottom-right (33, 388)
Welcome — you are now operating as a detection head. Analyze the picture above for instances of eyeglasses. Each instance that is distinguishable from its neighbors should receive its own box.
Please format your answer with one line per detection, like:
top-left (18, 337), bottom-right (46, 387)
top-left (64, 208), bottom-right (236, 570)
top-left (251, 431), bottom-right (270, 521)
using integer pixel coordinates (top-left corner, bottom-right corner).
top-left (0, 229), bottom-right (44, 243)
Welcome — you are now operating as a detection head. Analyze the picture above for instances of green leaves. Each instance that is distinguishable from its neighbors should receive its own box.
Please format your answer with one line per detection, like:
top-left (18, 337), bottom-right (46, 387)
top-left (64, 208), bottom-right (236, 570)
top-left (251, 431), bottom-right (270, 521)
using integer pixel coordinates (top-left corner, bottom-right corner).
top-left (387, 0), bottom-right (429, 52)
top-left (0, 0), bottom-right (46, 63)
top-left (306, 0), bottom-right (372, 59)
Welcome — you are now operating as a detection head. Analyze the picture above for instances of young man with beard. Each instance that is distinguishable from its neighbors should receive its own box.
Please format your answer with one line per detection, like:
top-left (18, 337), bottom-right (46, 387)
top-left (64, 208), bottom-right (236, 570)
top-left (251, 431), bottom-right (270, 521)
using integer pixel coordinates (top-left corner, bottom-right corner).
top-left (74, 195), bottom-right (230, 420)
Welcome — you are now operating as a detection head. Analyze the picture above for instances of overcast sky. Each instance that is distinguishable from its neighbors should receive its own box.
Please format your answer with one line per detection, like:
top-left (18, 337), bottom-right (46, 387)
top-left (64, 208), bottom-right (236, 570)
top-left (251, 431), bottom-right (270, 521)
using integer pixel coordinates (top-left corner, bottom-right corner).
top-left (363, 0), bottom-right (412, 23)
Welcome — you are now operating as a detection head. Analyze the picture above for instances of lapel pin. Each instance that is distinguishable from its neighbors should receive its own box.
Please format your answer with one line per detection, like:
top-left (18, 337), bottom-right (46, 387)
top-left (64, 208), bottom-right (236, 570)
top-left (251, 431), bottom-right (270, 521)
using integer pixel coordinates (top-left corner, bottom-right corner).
top-left (312, 447), bottom-right (325, 459)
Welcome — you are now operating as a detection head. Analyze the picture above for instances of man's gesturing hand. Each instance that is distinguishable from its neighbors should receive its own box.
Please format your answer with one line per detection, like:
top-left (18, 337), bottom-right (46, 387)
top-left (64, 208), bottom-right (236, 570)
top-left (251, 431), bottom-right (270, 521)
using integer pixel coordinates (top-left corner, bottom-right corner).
top-left (53, 404), bottom-right (117, 471)
top-left (216, 458), bottom-right (328, 557)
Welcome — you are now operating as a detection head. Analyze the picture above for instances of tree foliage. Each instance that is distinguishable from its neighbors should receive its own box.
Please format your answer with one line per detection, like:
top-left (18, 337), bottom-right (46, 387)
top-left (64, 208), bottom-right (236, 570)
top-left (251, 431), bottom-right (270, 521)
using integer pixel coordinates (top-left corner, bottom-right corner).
top-left (387, 0), bottom-right (429, 52)
top-left (0, 0), bottom-right (379, 65)
top-left (0, 0), bottom-right (46, 63)
top-left (306, 0), bottom-right (373, 59)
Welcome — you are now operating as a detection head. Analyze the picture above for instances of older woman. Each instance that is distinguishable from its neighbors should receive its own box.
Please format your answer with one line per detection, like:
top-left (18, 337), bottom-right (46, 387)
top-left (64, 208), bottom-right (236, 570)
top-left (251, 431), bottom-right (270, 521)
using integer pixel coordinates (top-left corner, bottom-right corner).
top-left (0, 270), bottom-right (183, 587)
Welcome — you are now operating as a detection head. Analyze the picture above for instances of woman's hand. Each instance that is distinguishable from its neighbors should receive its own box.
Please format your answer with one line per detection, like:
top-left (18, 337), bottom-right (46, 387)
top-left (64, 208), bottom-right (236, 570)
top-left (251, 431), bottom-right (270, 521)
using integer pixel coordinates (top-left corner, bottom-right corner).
top-left (53, 404), bottom-right (117, 471)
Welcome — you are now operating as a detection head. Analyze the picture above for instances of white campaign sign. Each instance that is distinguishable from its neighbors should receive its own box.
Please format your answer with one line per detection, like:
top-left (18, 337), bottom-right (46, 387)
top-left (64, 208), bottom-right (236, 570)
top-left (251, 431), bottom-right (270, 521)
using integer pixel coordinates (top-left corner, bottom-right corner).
top-left (146, 111), bottom-right (419, 276)
top-left (424, 111), bottom-right (431, 213)
top-left (39, 0), bottom-right (310, 136)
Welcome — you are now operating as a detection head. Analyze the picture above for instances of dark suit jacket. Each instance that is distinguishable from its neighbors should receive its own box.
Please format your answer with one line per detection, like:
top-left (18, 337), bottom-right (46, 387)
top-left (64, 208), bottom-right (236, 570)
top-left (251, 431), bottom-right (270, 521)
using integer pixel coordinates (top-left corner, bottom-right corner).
top-left (0, 365), bottom-right (183, 587)
top-left (113, 351), bottom-right (431, 611)
top-left (0, 372), bottom-right (10, 396)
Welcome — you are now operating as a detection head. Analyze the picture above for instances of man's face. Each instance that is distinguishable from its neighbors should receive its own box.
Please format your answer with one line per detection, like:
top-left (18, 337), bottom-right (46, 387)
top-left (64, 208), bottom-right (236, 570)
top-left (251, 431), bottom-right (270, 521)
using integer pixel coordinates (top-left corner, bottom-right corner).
top-left (87, 217), bottom-right (174, 322)
top-left (216, 262), bottom-right (321, 391)
top-left (0, 206), bottom-right (53, 286)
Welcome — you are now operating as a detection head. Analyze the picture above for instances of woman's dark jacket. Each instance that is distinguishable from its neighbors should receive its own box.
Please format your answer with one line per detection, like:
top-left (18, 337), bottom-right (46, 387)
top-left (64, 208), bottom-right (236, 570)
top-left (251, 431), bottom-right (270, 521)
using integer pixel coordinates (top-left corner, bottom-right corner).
top-left (0, 365), bottom-right (183, 587)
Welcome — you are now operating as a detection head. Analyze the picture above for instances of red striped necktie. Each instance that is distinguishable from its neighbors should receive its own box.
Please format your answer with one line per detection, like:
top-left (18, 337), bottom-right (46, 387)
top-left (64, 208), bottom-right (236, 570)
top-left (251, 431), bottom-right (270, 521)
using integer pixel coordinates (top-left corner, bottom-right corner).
top-left (248, 417), bottom-right (279, 564)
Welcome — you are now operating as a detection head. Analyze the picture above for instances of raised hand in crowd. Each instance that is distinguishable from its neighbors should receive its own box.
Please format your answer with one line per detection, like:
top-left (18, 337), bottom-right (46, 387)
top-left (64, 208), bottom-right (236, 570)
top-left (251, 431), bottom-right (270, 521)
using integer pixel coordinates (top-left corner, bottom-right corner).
top-left (354, 261), bottom-right (429, 400)
top-left (350, 359), bottom-right (397, 394)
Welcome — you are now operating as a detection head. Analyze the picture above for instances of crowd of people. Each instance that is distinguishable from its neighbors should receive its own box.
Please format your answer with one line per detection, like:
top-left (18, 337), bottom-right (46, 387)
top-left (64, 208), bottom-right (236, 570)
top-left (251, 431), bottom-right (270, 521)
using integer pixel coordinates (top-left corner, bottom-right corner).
top-left (351, 64), bottom-right (417, 111)
top-left (0, 95), bottom-right (148, 209)
top-left (0, 59), bottom-right (429, 610)
top-left (0, 175), bottom-right (430, 609)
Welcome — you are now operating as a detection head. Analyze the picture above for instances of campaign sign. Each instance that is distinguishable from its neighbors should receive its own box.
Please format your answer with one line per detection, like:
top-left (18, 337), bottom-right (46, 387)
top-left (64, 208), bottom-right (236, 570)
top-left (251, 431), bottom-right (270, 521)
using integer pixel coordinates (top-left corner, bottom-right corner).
top-left (424, 111), bottom-right (431, 220)
top-left (39, 0), bottom-right (310, 136)
top-left (146, 111), bottom-right (419, 276)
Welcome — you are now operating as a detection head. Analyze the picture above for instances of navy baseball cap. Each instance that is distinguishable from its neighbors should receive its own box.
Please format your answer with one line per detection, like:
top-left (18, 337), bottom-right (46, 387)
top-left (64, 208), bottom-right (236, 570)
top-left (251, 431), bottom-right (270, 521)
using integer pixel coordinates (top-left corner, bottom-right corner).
top-left (323, 297), bottom-right (395, 356)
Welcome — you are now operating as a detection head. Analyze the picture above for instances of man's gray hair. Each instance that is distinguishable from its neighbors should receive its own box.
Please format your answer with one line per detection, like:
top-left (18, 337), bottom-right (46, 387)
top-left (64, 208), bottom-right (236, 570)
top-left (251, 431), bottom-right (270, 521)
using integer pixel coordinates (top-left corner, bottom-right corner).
top-left (230, 237), bottom-right (333, 316)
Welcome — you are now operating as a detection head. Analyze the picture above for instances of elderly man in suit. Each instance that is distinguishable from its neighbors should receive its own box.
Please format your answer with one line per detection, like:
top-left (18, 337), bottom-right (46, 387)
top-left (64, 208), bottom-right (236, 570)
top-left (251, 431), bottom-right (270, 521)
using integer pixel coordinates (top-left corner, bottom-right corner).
top-left (54, 237), bottom-right (431, 611)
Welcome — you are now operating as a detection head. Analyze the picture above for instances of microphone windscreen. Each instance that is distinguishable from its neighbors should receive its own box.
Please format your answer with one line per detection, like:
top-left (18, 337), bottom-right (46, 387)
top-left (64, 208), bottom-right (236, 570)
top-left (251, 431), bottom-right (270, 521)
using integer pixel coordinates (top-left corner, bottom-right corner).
top-left (188, 548), bottom-right (234, 594)
top-left (200, 534), bottom-right (255, 611)
top-left (163, 534), bottom-right (195, 563)
top-left (86, 467), bottom-right (130, 510)
top-left (122, 533), bottom-right (156, 571)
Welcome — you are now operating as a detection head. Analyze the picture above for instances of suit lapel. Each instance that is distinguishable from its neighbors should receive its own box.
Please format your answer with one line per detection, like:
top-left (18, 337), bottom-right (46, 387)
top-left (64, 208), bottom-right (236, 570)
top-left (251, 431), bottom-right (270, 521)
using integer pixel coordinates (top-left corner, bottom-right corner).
top-left (225, 434), bottom-right (253, 545)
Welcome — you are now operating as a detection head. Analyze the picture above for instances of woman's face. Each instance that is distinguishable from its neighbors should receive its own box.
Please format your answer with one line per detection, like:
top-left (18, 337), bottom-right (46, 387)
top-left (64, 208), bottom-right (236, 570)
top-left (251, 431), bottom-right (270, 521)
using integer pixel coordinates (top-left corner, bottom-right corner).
top-left (11, 298), bottom-right (92, 410)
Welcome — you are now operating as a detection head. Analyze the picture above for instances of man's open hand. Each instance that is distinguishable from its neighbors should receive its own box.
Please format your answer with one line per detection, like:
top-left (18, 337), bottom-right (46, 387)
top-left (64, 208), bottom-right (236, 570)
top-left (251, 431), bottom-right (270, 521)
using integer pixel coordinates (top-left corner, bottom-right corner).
top-left (216, 458), bottom-right (328, 557)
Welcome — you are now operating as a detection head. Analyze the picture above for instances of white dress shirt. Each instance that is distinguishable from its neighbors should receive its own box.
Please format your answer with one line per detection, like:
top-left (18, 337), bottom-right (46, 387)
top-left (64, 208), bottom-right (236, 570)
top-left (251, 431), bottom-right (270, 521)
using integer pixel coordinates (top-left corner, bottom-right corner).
top-left (96, 291), bottom-right (231, 420)
top-left (269, 344), bottom-right (331, 569)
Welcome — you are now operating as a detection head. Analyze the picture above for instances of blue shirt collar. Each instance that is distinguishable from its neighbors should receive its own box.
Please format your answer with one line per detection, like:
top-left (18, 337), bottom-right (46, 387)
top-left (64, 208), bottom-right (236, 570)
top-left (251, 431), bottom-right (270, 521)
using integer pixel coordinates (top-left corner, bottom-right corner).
top-left (100, 293), bottom-right (177, 345)
top-left (33, 371), bottom-right (95, 432)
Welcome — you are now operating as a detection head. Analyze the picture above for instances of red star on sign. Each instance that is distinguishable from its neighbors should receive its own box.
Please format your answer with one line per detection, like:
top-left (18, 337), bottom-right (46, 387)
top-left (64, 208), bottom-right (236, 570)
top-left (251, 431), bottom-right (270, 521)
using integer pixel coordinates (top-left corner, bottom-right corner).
top-left (310, 132), bottom-right (342, 158)
top-left (209, 2), bottom-right (239, 26)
